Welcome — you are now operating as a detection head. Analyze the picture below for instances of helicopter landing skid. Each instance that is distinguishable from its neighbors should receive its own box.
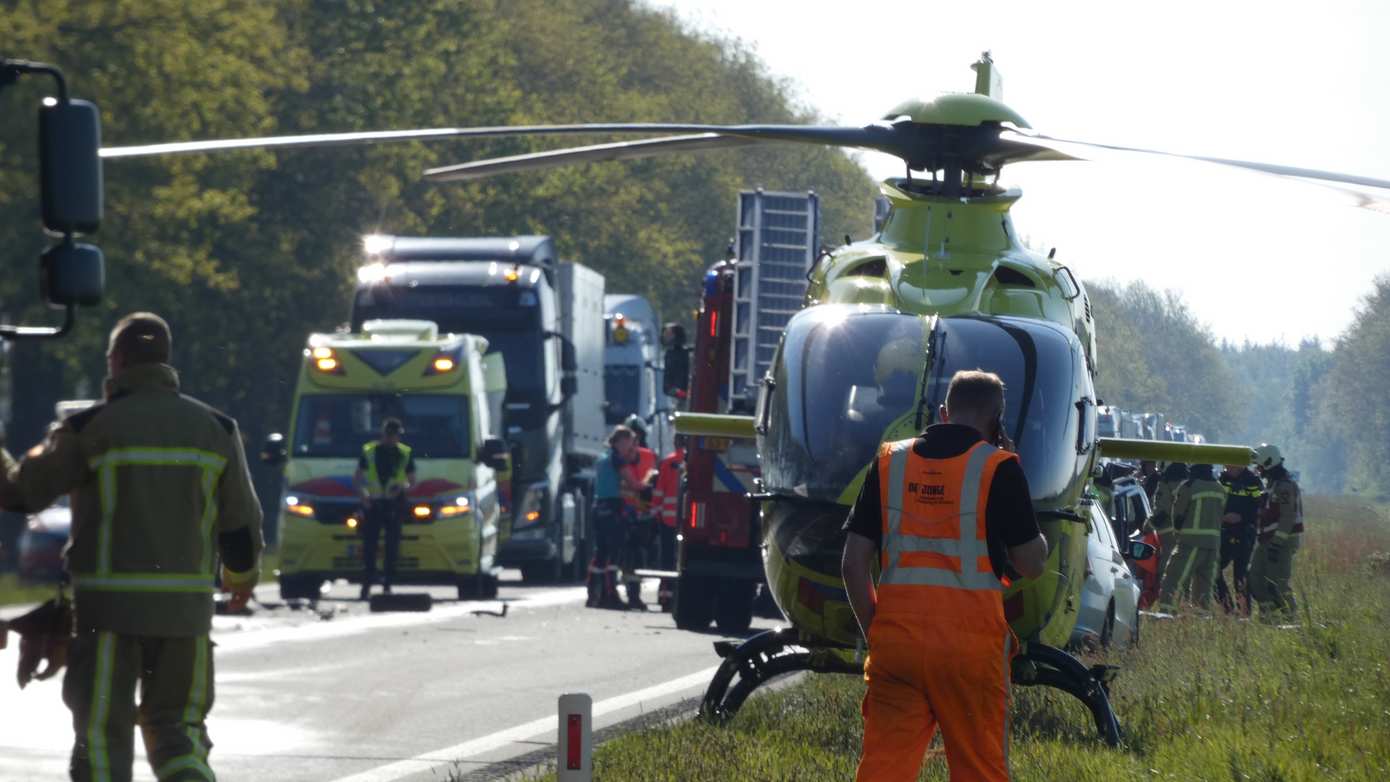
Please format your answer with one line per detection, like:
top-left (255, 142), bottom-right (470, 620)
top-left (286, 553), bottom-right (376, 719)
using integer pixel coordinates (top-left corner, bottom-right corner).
top-left (700, 627), bottom-right (859, 722)
top-left (1012, 642), bottom-right (1122, 746)
top-left (699, 630), bottom-right (1122, 748)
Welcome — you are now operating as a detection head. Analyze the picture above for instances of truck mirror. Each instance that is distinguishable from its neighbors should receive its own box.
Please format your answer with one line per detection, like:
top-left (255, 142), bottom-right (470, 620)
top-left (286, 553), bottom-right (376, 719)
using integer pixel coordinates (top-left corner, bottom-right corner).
top-left (479, 437), bottom-right (510, 470)
top-left (662, 346), bottom-right (689, 397)
top-left (260, 433), bottom-right (288, 465)
top-left (1124, 540), bottom-right (1156, 561)
top-left (561, 375), bottom-right (578, 398)
top-left (40, 98), bottom-right (103, 235)
top-left (40, 241), bottom-right (104, 307)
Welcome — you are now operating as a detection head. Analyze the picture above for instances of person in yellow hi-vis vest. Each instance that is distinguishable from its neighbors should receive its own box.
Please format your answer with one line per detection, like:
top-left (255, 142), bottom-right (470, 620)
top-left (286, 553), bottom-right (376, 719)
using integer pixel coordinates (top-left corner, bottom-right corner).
top-left (1157, 463), bottom-right (1227, 611)
top-left (0, 312), bottom-right (263, 782)
top-left (354, 418), bottom-right (416, 600)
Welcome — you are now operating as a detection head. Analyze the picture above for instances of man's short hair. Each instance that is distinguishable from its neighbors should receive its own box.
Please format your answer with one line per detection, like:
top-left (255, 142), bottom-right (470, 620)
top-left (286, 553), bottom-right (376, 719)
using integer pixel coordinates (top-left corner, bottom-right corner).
top-left (944, 369), bottom-right (1005, 419)
top-left (381, 418), bottom-right (404, 437)
top-left (108, 312), bottom-right (172, 366)
top-left (607, 425), bottom-right (635, 448)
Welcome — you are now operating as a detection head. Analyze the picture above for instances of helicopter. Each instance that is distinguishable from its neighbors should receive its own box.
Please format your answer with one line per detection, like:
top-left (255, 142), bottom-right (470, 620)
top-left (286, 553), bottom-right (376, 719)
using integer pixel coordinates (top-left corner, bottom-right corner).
top-left (23, 52), bottom-right (1390, 744)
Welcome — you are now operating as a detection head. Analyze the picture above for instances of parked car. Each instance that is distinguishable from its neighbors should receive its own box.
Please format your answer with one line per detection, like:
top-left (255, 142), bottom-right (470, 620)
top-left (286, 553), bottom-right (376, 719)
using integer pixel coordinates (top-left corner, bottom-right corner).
top-left (18, 497), bottom-right (70, 584)
top-left (1072, 497), bottom-right (1144, 650)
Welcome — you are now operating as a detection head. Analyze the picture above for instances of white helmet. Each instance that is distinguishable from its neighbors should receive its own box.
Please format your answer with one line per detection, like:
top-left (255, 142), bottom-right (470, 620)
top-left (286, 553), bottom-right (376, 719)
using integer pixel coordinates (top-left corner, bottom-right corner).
top-left (1252, 443), bottom-right (1283, 470)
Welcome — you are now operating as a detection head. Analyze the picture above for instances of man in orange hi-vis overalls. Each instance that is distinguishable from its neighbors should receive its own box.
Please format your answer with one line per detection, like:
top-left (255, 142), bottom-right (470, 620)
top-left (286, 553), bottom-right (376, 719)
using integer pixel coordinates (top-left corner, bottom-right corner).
top-left (842, 370), bottom-right (1049, 781)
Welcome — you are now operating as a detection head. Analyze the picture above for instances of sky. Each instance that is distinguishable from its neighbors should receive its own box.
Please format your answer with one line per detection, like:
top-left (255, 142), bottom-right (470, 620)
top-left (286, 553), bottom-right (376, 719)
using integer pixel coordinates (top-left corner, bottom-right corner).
top-left (641, 0), bottom-right (1390, 346)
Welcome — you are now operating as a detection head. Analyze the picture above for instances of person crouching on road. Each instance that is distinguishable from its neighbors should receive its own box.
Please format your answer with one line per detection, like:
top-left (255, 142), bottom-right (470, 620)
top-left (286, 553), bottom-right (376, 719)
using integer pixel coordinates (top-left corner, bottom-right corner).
top-left (354, 418), bottom-right (416, 601)
top-left (842, 369), bottom-right (1048, 782)
top-left (1157, 463), bottom-right (1226, 612)
top-left (588, 426), bottom-right (638, 609)
top-left (0, 312), bottom-right (264, 782)
top-left (1249, 444), bottom-right (1303, 621)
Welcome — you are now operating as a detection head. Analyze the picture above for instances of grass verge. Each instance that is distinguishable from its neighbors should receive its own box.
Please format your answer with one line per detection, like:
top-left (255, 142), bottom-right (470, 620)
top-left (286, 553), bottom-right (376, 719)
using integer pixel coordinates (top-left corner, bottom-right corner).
top-left (513, 496), bottom-right (1390, 781)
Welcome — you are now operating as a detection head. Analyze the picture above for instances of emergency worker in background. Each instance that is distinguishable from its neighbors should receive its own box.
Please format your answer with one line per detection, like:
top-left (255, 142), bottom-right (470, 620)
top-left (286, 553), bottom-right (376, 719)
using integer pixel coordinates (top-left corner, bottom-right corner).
top-left (842, 370), bottom-right (1048, 782)
top-left (0, 312), bottom-right (263, 781)
top-left (619, 415), bottom-right (657, 611)
top-left (1157, 463), bottom-right (1226, 611)
top-left (1215, 463), bottom-right (1262, 614)
top-left (1139, 460), bottom-right (1160, 502)
top-left (354, 418), bottom-right (416, 600)
top-left (660, 323), bottom-right (690, 407)
top-left (648, 435), bottom-right (686, 571)
top-left (1150, 461), bottom-right (1188, 580)
top-left (588, 426), bottom-right (637, 609)
top-left (1249, 444), bottom-right (1303, 620)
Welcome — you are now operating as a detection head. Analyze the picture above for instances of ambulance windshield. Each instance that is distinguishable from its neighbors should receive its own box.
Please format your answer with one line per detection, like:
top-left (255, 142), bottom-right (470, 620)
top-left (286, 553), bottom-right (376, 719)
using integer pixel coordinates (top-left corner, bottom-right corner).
top-left (292, 393), bottom-right (472, 459)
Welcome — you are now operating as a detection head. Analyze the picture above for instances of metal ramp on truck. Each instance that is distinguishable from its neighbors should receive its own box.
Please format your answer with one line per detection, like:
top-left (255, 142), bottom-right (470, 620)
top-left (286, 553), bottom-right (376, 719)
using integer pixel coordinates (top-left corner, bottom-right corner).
top-left (729, 190), bottom-right (821, 404)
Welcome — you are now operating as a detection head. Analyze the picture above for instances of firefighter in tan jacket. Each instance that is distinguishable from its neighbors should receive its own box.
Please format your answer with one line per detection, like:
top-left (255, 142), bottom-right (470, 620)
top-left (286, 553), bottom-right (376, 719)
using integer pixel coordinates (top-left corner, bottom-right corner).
top-left (0, 312), bottom-right (263, 782)
top-left (1249, 444), bottom-right (1303, 621)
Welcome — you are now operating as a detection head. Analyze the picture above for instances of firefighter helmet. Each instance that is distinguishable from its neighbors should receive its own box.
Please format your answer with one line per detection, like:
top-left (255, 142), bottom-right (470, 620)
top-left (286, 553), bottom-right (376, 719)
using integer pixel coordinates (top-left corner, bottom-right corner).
top-left (1252, 443), bottom-right (1283, 470)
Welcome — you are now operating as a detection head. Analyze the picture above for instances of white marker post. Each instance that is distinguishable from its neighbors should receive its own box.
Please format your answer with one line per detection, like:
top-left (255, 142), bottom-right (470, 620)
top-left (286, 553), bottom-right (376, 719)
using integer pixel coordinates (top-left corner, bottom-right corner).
top-left (557, 693), bottom-right (593, 781)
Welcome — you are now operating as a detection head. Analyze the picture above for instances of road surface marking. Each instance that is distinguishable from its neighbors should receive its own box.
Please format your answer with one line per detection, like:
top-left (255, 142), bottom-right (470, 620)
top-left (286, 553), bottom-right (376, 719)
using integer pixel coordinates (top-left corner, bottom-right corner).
top-left (328, 665), bottom-right (721, 782)
top-left (214, 587), bottom-right (586, 654)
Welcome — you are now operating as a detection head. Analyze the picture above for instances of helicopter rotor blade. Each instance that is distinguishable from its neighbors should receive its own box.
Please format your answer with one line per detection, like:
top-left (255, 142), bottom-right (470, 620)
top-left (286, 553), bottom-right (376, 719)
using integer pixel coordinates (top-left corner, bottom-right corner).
top-left (99, 122), bottom-right (894, 160)
top-left (1001, 127), bottom-right (1390, 210)
top-left (423, 133), bottom-right (762, 182)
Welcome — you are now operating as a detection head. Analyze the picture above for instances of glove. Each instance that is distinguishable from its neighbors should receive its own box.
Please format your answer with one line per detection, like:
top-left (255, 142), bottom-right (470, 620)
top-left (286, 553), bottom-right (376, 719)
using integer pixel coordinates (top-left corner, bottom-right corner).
top-left (10, 597), bottom-right (73, 689)
top-left (222, 565), bottom-right (258, 613)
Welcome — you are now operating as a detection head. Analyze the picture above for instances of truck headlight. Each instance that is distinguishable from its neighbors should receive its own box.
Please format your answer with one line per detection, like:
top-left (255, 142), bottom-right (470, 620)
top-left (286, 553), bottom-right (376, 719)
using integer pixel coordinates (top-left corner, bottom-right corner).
top-left (514, 482), bottom-right (548, 529)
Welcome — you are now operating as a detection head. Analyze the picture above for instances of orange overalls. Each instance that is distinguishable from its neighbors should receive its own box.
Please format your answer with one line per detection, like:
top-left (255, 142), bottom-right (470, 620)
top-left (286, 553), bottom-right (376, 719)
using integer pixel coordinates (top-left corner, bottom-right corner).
top-left (856, 439), bottom-right (1017, 782)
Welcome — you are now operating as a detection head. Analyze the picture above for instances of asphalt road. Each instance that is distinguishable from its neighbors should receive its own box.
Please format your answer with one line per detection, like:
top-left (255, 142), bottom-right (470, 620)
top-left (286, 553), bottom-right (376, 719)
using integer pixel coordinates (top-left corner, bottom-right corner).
top-left (0, 575), bottom-right (780, 781)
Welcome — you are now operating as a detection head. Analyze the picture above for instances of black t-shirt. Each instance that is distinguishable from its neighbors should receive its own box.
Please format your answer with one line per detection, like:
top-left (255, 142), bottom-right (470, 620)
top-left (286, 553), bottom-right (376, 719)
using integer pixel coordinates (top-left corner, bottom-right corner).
top-left (358, 443), bottom-right (417, 485)
top-left (843, 424), bottom-right (1040, 579)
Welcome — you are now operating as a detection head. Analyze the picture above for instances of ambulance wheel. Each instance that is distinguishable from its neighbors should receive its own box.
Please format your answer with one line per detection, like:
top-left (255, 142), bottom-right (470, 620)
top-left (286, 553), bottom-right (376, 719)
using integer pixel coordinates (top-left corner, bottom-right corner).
top-left (715, 579), bottom-right (756, 635)
top-left (457, 571), bottom-right (499, 600)
top-left (280, 574), bottom-right (321, 602)
top-left (674, 574), bottom-right (715, 631)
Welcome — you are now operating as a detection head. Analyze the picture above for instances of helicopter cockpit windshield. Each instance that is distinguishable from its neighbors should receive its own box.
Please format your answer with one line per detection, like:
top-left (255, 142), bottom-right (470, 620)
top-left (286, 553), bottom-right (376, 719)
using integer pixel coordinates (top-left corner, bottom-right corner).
top-left (760, 307), bottom-right (1087, 506)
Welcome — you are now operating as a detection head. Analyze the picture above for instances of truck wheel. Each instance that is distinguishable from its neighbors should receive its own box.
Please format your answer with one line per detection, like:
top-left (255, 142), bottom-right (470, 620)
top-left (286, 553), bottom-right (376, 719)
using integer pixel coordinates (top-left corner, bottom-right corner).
top-left (715, 579), bottom-right (756, 635)
top-left (521, 556), bottom-right (562, 584)
top-left (674, 574), bottom-right (715, 631)
top-left (457, 571), bottom-right (499, 600)
top-left (279, 574), bottom-right (321, 602)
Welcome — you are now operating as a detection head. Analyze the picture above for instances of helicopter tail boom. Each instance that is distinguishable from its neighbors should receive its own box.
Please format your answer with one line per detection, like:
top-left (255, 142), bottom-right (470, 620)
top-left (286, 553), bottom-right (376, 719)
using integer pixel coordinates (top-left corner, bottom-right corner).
top-left (1098, 437), bottom-right (1253, 465)
top-left (673, 412), bottom-right (756, 440)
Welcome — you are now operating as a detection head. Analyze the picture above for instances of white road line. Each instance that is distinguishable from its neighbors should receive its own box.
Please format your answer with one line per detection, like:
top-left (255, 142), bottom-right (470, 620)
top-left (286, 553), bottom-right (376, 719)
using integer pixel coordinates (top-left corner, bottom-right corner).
top-left (214, 587), bottom-right (586, 654)
top-left (328, 666), bottom-right (720, 782)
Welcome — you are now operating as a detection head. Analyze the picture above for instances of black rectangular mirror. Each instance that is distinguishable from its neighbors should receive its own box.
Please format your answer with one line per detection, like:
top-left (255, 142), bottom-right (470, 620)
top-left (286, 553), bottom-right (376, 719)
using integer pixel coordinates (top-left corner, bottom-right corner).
top-left (40, 241), bottom-right (104, 307)
top-left (40, 98), bottom-right (102, 235)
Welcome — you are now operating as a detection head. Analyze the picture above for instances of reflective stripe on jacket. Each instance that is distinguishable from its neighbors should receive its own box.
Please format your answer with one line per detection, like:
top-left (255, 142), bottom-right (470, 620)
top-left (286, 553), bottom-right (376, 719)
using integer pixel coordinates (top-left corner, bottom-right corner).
top-left (875, 439), bottom-right (1013, 623)
top-left (362, 441), bottom-right (412, 498)
top-left (1173, 478), bottom-right (1226, 547)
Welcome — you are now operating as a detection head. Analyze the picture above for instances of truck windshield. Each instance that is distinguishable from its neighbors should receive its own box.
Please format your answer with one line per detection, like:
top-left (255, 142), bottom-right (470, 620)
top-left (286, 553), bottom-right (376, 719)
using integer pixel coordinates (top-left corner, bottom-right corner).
top-left (604, 365), bottom-right (640, 424)
top-left (353, 287), bottom-right (546, 396)
top-left (292, 394), bottom-right (471, 458)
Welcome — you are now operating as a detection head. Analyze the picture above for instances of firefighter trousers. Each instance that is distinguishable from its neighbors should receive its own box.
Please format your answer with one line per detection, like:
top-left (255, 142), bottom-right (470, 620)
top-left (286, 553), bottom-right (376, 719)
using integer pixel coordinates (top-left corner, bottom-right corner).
top-left (64, 629), bottom-right (215, 782)
top-left (1214, 526), bottom-right (1255, 614)
top-left (856, 617), bottom-right (1012, 782)
top-left (1154, 529), bottom-right (1176, 583)
top-left (1157, 543), bottom-right (1218, 610)
top-left (361, 498), bottom-right (404, 588)
top-left (1249, 538), bottom-right (1299, 620)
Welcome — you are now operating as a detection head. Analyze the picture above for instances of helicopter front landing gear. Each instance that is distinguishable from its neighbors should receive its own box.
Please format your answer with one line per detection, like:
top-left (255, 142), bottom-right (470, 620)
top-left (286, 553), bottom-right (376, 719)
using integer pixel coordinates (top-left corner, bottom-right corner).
top-left (699, 627), bottom-right (860, 722)
top-left (699, 631), bottom-right (1123, 748)
top-left (1011, 642), bottom-right (1122, 747)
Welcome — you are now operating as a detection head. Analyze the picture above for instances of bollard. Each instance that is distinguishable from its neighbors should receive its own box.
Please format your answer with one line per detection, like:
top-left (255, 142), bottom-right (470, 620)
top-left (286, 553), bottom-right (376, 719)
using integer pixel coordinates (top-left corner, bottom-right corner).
top-left (557, 693), bottom-right (593, 781)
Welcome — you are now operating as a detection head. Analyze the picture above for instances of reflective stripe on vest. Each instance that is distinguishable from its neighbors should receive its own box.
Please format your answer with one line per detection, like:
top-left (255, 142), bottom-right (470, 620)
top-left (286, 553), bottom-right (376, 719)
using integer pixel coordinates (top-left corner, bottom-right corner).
top-left (362, 441), bottom-right (412, 498)
top-left (879, 440), bottom-right (1005, 593)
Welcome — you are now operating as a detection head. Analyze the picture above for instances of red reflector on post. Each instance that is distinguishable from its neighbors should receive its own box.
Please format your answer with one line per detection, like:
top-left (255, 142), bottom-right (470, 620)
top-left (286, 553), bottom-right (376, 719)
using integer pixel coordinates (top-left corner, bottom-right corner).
top-left (709, 310), bottom-right (718, 338)
top-left (566, 714), bottom-right (582, 770)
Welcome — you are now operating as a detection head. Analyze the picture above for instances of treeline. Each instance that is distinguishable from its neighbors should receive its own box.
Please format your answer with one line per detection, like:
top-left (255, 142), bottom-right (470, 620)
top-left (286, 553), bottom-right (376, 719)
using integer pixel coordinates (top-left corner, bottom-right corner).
top-left (1092, 277), bottom-right (1390, 498)
top-left (0, 1), bottom-right (875, 458)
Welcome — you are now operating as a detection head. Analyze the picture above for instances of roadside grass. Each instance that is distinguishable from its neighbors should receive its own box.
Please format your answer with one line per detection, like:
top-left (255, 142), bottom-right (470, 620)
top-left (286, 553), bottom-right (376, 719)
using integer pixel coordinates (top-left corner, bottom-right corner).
top-left (0, 573), bottom-right (61, 608)
top-left (513, 496), bottom-right (1390, 781)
